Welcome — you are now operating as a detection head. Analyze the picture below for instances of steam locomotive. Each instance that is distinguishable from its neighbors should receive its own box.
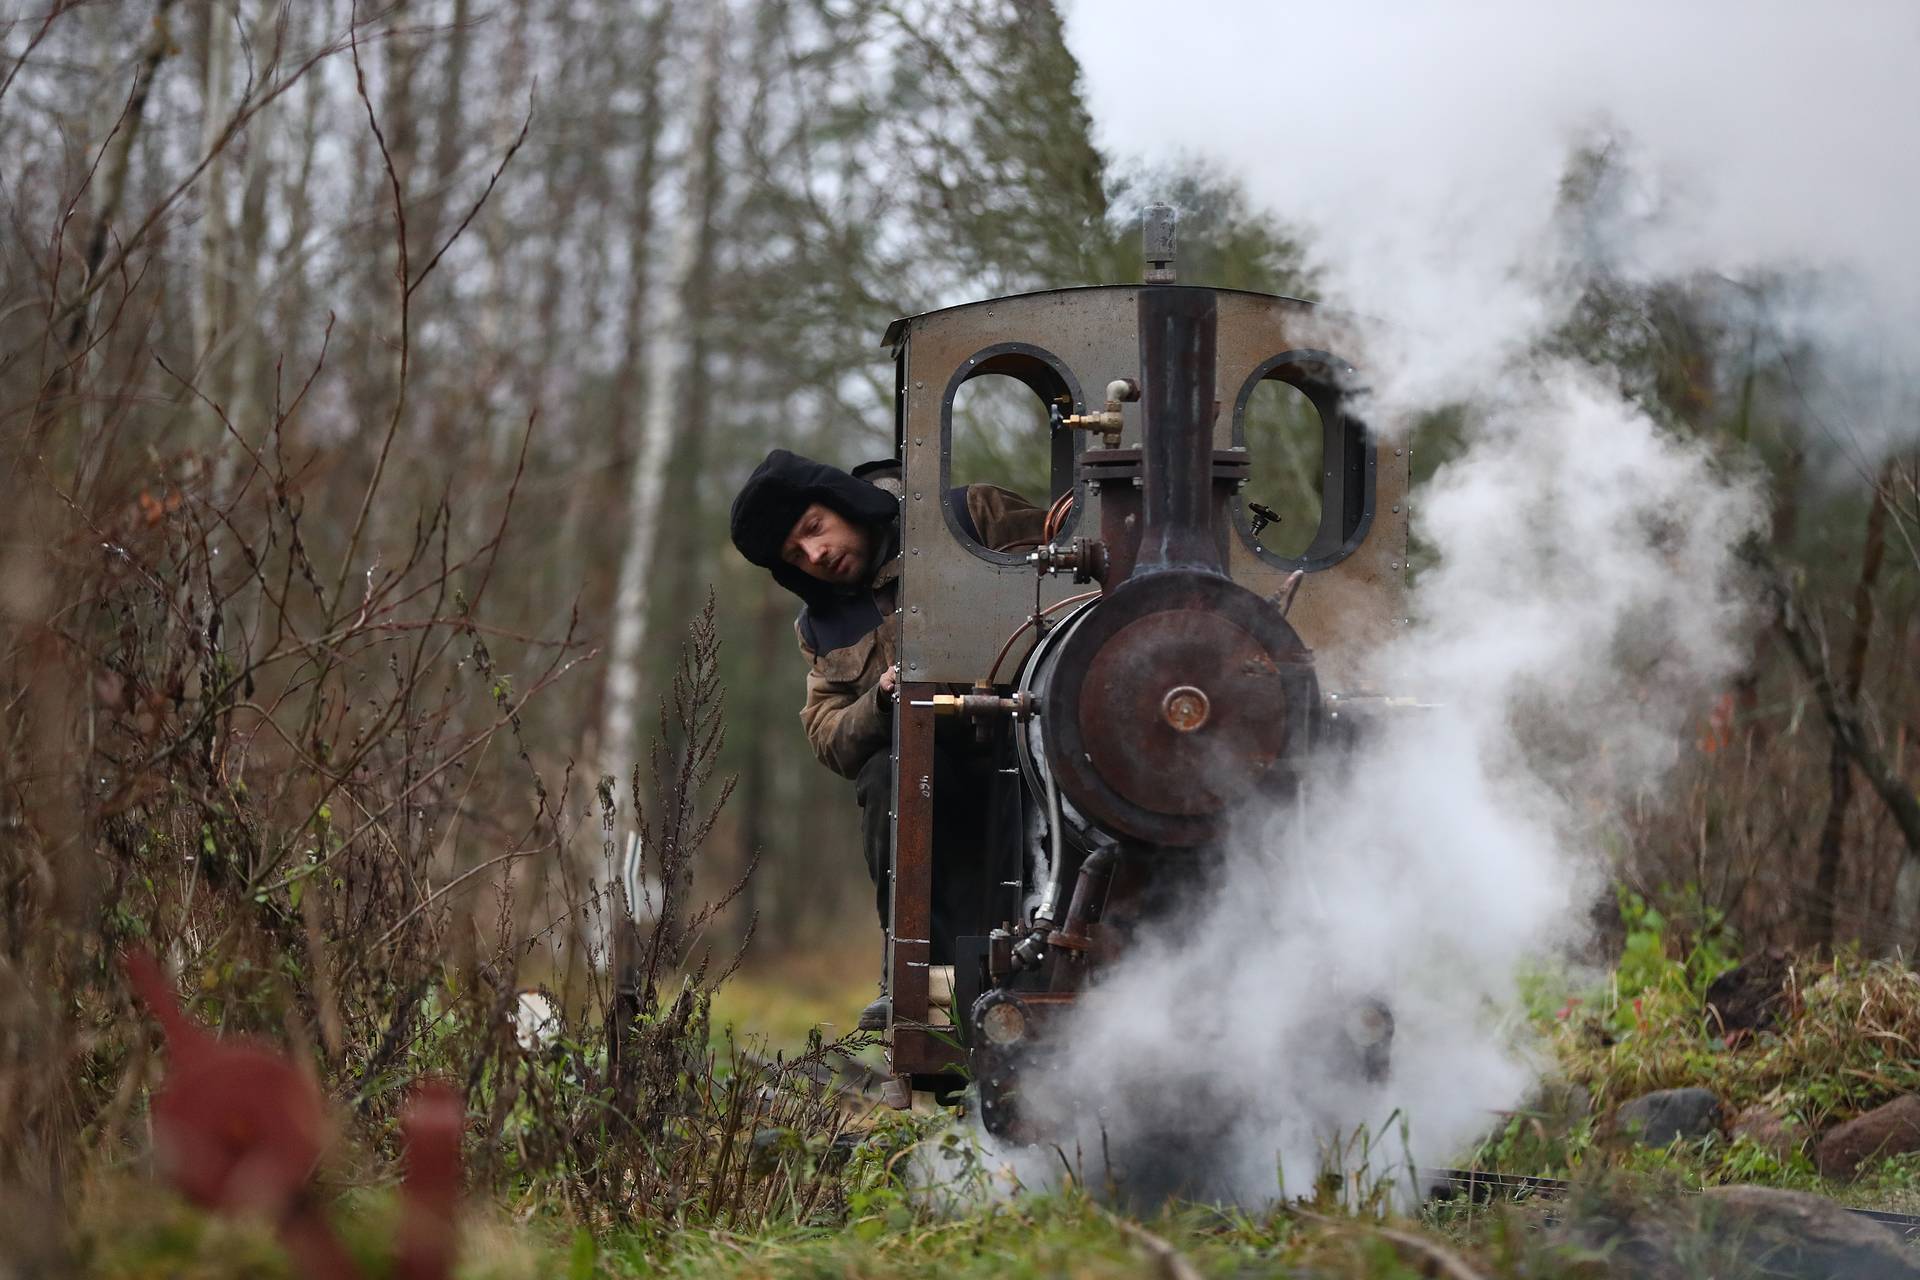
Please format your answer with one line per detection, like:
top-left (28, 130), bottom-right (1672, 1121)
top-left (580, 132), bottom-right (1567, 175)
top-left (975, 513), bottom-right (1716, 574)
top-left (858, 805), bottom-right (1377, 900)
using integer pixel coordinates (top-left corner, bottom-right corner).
top-left (877, 209), bottom-right (1408, 1134)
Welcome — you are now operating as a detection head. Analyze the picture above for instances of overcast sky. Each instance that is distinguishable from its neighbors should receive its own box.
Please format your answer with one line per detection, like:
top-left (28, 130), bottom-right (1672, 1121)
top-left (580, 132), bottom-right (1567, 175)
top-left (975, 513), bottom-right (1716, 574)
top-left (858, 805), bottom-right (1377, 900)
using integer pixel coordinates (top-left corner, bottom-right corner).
top-left (1060, 2), bottom-right (1920, 453)
top-left (1061, 2), bottom-right (1920, 338)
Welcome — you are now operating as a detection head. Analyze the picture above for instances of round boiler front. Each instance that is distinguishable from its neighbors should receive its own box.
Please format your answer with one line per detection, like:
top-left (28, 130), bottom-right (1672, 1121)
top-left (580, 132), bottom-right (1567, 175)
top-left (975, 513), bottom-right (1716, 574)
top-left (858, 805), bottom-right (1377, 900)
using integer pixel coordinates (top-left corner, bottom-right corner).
top-left (1036, 570), bottom-right (1317, 846)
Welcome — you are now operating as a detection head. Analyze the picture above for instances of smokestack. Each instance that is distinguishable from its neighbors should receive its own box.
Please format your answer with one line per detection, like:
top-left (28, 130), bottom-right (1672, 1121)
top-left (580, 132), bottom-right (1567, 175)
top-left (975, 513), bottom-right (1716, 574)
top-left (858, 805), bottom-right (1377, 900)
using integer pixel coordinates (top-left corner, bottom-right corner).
top-left (1133, 286), bottom-right (1219, 573)
top-left (1143, 203), bottom-right (1177, 284)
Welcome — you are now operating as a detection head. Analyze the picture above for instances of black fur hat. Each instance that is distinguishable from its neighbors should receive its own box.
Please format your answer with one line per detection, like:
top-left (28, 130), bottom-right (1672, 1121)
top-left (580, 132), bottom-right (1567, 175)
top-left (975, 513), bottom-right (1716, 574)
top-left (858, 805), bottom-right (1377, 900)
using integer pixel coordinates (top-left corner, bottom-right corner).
top-left (729, 449), bottom-right (898, 605)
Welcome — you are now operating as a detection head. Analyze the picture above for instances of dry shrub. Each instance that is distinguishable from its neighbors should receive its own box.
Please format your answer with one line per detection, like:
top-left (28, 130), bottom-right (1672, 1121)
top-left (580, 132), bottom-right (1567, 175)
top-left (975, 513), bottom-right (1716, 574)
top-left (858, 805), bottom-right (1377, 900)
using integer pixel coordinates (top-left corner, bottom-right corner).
top-left (1560, 948), bottom-right (1920, 1131)
top-left (0, 411), bottom-right (861, 1242)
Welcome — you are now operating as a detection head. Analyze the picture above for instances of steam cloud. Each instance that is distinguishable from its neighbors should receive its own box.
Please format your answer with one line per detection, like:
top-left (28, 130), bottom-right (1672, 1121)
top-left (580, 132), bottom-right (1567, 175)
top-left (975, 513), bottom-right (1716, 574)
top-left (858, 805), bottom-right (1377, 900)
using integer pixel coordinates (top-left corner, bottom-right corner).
top-left (966, 3), bottom-right (1912, 1200)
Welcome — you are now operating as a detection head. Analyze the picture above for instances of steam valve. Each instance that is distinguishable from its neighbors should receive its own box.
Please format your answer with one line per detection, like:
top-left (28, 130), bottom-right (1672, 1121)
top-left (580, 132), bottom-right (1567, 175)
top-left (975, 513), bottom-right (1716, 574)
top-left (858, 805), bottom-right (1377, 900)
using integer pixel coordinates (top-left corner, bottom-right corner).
top-left (1248, 502), bottom-right (1280, 538)
top-left (1028, 536), bottom-right (1106, 584)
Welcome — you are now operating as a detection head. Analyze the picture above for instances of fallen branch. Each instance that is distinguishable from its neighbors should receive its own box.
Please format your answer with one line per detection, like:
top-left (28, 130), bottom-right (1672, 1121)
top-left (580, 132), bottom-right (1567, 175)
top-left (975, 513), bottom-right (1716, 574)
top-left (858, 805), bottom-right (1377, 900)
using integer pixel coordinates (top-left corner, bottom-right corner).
top-left (1286, 1204), bottom-right (1490, 1280)
top-left (1766, 556), bottom-right (1920, 865)
top-left (1097, 1206), bottom-right (1203, 1280)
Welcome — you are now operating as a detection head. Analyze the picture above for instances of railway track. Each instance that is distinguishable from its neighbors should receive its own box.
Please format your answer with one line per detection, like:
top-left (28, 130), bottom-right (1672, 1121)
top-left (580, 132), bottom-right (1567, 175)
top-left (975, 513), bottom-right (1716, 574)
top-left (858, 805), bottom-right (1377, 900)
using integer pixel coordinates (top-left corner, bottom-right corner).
top-left (733, 1058), bottom-right (1920, 1241)
top-left (1422, 1167), bottom-right (1920, 1242)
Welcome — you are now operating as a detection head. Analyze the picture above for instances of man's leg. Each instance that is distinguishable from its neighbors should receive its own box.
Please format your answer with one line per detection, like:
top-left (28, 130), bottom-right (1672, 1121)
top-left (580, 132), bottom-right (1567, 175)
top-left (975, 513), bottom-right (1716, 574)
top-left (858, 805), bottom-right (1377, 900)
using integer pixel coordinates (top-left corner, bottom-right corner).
top-left (853, 750), bottom-right (893, 1030)
top-left (854, 750), bottom-right (892, 930)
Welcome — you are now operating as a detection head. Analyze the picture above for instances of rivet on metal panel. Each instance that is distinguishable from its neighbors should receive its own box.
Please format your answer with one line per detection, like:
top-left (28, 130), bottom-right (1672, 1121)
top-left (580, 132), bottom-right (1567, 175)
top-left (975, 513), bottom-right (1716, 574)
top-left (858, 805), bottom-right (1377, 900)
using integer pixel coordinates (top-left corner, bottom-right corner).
top-left (914, 437), bottom-right (923, 447)
top-left (914, 380), bottom-right (924, 389)
top-left (1391, 562), bottom-right (1401, 570)
top-left (911, 547), bottom-right (920, 555)
top-left (1394, 448), bottom-right (1403, 457)
top-left (913, 492), bottom-right (922, 500)
top-left (1392, 504), bottom-right (1400, 513)
top-left (909, 660), bottom-right (919, 670)
top-left (910, 605), bottom-right (919, 614)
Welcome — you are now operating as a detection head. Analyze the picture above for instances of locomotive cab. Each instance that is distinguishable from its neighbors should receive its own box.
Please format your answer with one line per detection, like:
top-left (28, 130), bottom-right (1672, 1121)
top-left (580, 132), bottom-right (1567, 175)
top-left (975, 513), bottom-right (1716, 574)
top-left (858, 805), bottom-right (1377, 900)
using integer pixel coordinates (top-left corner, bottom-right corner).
top-left (878, 219), bottom-right (1409, 1124)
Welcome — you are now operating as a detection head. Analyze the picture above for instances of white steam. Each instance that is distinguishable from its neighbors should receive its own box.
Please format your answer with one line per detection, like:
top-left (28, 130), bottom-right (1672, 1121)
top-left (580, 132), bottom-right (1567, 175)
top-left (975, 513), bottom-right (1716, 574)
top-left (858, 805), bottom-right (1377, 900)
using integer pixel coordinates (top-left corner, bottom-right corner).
top-left (967, 3), bottom-right (1884, 1201)
top-left (1066, 0), bottom-right (1920, 430)
top-left (1013, 373), bottom-right (1761, 1201)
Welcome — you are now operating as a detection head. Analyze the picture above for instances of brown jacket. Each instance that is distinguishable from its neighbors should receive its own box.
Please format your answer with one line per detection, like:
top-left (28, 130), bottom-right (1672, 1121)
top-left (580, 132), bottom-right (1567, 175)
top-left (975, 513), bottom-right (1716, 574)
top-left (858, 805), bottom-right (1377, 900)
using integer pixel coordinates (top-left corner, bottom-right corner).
top-left (797, 484), bottom-right (1047, 777)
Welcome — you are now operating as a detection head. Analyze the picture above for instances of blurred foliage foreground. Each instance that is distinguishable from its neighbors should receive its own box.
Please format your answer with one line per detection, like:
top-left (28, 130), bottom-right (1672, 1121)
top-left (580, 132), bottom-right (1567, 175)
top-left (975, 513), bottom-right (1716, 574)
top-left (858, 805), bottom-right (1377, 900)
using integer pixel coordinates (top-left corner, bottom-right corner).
top-left (47, 879), bottom-right (1920, 1278)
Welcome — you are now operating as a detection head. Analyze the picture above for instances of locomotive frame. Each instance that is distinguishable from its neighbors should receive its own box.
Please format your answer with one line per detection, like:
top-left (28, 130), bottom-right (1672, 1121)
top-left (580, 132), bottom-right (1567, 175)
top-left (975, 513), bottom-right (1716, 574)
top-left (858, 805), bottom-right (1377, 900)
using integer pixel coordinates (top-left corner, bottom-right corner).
top-left (875, 224), bottom-right (1411, 1110)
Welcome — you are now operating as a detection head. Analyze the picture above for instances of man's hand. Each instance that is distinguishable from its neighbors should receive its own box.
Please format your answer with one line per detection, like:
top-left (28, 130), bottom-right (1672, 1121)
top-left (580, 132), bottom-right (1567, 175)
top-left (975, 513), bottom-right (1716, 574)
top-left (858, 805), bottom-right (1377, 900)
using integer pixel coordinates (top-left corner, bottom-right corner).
top-left (878, 664), bottom-right (898, 701)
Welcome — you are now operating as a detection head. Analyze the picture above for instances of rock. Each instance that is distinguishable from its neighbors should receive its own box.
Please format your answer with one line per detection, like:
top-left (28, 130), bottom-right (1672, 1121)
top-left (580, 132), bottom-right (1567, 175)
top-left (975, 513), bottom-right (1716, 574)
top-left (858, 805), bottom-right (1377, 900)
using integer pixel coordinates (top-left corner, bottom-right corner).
top-left (1706, 947), bottom-right (1792, 1037)
top-left (1699, 1186), bottom-right (1918, 1279)
top-left (1731, 1103), bottom-right (1806, 1161)
top-left (749, 1126), bottom-right (867, 1176)
top-left (1560, 1183), bottom-right (1919, 1279)
top-left (748, 1126), bottom-right (794, 1176)
top-left (1525, 1078), bottom-right (1593, 1137)
top-left (1817, 1095), bottom-right (1920, 1179)
top-left (1612, 1086), bottom-right (1724, 1146)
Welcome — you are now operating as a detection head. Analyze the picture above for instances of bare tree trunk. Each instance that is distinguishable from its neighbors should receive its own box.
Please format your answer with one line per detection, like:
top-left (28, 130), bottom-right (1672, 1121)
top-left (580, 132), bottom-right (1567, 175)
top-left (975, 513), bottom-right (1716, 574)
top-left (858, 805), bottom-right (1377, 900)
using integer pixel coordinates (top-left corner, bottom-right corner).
top-left (598, 0), bottom-right (727, 794)
top-left (36, 0), bottom-right (178, 469)
top-left (192, 2), bottom-right (232, 398)
top-left (1812, 459), bottom-right (1894, 947)
top-left (733, 582), bottom-right (783, 950)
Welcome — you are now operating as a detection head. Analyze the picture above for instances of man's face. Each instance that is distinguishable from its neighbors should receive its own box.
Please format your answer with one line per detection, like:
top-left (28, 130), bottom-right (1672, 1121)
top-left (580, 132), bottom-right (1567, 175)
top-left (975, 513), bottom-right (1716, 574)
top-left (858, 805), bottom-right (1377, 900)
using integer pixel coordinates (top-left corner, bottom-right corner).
top-left (780, 502), bottom-right (871, 586)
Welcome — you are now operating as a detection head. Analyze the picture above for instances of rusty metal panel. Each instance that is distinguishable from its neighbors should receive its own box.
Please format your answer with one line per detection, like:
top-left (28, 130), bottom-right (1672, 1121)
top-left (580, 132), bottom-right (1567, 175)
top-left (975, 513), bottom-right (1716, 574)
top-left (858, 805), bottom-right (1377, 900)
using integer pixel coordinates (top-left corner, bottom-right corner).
top-left (886, 687), bottom-right (935, 1070)
top-left (895, 285), bottom-right (1407, 689)
top-left (898, 291), bottom-right (1132, 685)
top-left (1211, 290), bottom-right (1410, 688)
top-left (891, 1027), bottom-right (965, 1076)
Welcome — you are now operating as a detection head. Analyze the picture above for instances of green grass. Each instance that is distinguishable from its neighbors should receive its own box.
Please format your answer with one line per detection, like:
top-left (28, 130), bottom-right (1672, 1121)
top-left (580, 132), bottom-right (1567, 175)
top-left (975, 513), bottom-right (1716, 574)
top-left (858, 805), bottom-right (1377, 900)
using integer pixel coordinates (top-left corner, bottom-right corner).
top-left (710, 945), bottom-right (883, 1055)
top-left (73, 900), bottom-right (1920, 1279)
top-left (80, 1176), bottom-right (1589, 1280)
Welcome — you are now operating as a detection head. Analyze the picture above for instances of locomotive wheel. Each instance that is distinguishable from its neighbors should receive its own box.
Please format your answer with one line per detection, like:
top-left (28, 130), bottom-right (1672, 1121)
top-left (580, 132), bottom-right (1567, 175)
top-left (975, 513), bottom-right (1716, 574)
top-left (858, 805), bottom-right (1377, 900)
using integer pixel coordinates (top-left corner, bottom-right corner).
top-left (1041, 570), bottom-right (1316, 846)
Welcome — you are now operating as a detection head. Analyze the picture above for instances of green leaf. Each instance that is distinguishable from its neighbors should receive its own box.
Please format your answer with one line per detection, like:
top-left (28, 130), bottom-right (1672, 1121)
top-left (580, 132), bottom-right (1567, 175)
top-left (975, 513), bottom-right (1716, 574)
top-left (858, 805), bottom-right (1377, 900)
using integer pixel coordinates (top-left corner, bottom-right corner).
top-left (567, 1228), bottom-right (595, 1280)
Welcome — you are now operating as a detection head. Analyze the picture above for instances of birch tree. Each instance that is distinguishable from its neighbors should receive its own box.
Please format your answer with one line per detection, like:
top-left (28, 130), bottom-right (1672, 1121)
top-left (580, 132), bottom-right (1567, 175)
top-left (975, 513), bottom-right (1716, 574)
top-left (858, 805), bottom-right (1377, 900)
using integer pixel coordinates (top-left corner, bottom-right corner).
top-left (599, 1), bottom-right (730, 796)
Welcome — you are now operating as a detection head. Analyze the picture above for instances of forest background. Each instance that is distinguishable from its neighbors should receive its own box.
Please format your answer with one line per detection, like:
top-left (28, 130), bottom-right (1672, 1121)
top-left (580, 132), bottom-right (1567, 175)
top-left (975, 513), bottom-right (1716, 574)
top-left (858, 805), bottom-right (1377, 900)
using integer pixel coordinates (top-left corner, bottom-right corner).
top-left (3, 0), bottom-right (1919, 1260)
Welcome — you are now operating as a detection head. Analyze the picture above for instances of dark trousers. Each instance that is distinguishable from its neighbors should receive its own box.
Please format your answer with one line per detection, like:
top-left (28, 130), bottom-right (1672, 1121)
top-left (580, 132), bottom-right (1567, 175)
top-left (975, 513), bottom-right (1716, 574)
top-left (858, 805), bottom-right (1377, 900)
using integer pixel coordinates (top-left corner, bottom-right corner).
top-left (854, 742), bottom-right (995, 967)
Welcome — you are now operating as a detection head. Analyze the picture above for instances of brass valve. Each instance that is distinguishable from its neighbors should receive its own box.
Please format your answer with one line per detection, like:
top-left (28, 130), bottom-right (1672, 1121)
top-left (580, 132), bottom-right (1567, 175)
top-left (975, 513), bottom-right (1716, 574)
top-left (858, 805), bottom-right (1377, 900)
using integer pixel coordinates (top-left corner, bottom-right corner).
top-left (1053, 378), bottom-right (1139, 449)
top-left (912, 691), bottom-right (1037, 720)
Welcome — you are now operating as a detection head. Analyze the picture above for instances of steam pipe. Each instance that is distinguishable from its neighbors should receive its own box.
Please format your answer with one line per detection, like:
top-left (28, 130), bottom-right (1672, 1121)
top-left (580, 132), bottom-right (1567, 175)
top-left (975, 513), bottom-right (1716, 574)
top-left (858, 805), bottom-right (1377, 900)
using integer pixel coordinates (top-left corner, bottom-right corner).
top-left (1048, 838), bottom-right (1120, 953)
top-left (1010, 763), bottom-right (1069, 971)
top-left (1133, 287), bottom-right (1220, 574)
top-left (1039, 761), bottom-right (1066, 925)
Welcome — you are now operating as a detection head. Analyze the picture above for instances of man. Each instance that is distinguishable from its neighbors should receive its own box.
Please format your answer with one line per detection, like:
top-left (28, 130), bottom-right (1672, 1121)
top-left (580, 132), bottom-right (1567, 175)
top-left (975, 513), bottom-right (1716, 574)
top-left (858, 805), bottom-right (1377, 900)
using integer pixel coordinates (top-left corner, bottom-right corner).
top-left (729, 448), bottom-right (1047, 1027)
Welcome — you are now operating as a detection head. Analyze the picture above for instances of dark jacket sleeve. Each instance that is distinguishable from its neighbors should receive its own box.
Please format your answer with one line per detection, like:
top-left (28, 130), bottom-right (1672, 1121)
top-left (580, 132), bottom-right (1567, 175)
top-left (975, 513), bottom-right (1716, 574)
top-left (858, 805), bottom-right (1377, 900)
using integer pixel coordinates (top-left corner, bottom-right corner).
top-left (966, 484), bottom-right (1050, 551)
top-left (795, 622), bottom-right (891, 779)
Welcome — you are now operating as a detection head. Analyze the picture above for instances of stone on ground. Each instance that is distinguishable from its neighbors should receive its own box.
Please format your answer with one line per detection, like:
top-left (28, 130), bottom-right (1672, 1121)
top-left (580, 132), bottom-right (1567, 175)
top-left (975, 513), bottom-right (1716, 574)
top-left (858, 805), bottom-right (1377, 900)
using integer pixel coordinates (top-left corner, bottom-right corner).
top-left (1817, 1094), bottom-right (1920, 1180)
top-left (1561, 1182), bottom-right (1918, 1279)
top-left (1730, 1103), bottom-right (1806, 1161)
top-left (1611, 1086), bottom-right (1723, 1146)
top-left (1705, 946), bottom-right (1793, 1036)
